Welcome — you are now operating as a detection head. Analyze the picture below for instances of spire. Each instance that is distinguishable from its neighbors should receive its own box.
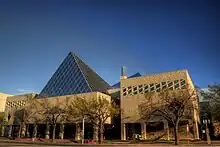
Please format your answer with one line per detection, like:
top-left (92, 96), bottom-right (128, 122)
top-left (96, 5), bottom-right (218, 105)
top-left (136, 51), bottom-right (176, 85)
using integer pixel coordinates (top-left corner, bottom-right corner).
top-left (120, 66), bottom-right (127, 80)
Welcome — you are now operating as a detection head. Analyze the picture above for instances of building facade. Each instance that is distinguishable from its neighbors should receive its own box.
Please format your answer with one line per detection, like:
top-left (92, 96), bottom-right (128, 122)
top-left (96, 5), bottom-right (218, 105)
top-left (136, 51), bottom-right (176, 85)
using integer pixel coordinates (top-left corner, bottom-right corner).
top-left (119, 70), bottom-right (200, 140)
top-left (1, 52), bottom-right (200, 141)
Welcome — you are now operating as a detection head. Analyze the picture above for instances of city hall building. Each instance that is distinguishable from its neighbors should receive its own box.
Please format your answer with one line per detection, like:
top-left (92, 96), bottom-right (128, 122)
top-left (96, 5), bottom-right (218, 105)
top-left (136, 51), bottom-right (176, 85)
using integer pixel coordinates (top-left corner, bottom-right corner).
top-left (1, 52), bottom-right (200, 140)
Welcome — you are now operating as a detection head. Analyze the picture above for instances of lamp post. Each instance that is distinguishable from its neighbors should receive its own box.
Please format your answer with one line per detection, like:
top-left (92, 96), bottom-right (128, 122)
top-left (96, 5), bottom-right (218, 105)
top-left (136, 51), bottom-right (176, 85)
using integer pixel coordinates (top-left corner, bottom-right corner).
top-left (203, 115), bottom-right (211, 145)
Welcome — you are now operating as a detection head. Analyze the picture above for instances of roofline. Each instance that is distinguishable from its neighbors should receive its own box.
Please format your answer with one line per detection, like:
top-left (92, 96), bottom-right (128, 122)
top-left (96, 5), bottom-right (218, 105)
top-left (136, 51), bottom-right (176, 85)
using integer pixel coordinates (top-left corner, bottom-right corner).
top-left (126, 69), bottom-right (188, 80)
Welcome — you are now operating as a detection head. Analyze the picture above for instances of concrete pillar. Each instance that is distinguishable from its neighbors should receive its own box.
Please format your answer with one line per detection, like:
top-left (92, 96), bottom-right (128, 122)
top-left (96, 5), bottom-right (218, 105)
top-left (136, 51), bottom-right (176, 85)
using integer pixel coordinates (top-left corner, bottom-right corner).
top-left (45, 123), bottom-right (50, 139)
top-left (93, 125), bottom-right (98, 141)
top-left (8, 125), bottom-right (12, 137)
top-left (121, 123), bottom-right (126, 140)
top-left (1, 125), bottom-right (5, 137)
top-left (75, 123), bottom-right (81, 140)
top-left (141, 123), bottom-right (146, 140)
top-left (164, 121), bottom-right (170, 141)
top-left (59, 123), bottom-right (64, 139)
top-left (193, 121), bottom-right (199, 139)
top-left (26, 124), bottom-right (30, 138)
top-left (32, 124), bottom-right (38, 138)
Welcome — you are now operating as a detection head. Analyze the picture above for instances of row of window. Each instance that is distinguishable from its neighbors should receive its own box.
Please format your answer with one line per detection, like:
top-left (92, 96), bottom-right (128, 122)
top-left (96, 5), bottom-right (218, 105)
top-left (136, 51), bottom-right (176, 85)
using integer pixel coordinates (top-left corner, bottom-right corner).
top-left (6, 100), bottom-right (27, 109)
top-left (122, 79), bottom-right (186, 96)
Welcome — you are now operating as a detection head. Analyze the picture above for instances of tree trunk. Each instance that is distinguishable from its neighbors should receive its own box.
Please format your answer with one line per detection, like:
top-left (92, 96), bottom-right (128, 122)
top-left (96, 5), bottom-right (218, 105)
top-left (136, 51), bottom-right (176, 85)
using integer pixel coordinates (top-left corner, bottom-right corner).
top-left (33, 124), bottom-right (37, 138)
top-left (26, 124), bottom-right (30, 138)
top-left (52, 124), bottom-right (56, 143)
top-left (59, 123), bottom-right (64, 140)
top-left (174, 124), bottom-right (179, 145)
top-left (98, 124), bottom-right (104, 144)
top-left (8, 125), bottom-right (12, 137)
top-left (18, 123), bottom-right (22, 138)
top-left (21, 123), bottom-right (26, 138)
top-left (45, 123), bottom-right (50, 139)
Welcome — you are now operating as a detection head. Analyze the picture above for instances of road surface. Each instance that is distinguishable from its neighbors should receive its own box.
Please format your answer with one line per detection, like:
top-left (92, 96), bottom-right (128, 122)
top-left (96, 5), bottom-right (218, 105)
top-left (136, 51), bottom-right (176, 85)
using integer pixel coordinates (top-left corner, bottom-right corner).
top-left (1, 142), bottom-right (220, 147)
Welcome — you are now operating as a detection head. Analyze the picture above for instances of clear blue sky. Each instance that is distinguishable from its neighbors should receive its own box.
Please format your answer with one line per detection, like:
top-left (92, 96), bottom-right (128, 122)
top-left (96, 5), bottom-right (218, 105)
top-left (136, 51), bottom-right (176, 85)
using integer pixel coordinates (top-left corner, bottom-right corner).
top-left (0, 0), bottom-right (219, 95)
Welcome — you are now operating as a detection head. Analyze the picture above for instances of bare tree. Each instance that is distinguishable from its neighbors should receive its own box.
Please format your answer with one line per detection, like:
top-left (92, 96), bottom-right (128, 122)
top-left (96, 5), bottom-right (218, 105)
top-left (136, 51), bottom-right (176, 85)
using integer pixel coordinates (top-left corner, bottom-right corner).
top-left (201, 84), bottom-right (220, 122)
top-left (68, 96), bottom-right (120, 144)
top-left (38, 97), bottom-right (68, 143)
top-left (0, 112), bottom-right (6, 136)
top-left (138, 89), bottom-right (198, 145)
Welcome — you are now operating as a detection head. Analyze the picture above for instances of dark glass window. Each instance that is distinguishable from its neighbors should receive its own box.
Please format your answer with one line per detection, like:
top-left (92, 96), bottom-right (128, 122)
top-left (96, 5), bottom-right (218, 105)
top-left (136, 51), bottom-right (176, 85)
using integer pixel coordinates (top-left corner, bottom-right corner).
top-left (168, 82), bottom-right (173, 87)
top-left (139, 88), bottom-right (143, 93)
top-left (128, 90), bottom-right (132, 95)
top-left (174, 84), bottom-right (180, 89)
top-left (174, 80), bottom-right (179, 84)
top-left (150, 87), bottom-right (155, 91)
top-left (161, 82), bottom-right (166, 85)
top-left (162, 85), bottom-right (167, 90)
top-left (133, 86), bottom-right (137, 91)
top-left (181, 80), bottom-right (186, 85)
top-left (144, 85), bottom-right (148, 90)
top-left (156, 83), bottom-right (160, 88)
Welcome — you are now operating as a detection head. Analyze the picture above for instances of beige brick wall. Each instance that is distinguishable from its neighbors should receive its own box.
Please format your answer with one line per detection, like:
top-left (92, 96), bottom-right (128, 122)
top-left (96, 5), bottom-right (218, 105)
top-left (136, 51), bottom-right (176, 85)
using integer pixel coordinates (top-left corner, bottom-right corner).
top-left (0, 92), bottom-right (13, 112)
top-left (23, 92), bottom-right (112, 124)
top-left (120, 70), bottom-right (198, 123)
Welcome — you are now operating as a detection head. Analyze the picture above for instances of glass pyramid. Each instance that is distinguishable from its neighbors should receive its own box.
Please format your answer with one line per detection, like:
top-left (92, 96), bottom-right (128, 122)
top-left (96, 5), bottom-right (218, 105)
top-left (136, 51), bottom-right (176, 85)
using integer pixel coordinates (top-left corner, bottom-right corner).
top-left (39, 52), bottom-right (111, 97)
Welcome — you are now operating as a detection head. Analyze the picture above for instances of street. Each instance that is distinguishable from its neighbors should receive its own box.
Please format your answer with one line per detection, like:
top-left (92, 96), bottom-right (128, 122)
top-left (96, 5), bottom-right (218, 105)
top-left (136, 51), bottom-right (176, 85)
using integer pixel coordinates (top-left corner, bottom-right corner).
top-left (1, 142), bottom-right (220, 147)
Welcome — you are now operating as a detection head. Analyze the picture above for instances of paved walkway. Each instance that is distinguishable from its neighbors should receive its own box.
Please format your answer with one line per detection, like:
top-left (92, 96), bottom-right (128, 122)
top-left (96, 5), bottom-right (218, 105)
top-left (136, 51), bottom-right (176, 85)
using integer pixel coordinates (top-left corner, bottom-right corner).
top-left (1, 140), bottom-right (220, 147)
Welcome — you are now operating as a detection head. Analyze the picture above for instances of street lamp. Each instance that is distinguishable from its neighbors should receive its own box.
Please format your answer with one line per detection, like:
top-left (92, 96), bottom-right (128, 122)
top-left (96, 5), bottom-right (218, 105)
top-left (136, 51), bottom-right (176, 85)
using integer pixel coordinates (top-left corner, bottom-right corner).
top-left (202, 114), bottom-right (211, 145)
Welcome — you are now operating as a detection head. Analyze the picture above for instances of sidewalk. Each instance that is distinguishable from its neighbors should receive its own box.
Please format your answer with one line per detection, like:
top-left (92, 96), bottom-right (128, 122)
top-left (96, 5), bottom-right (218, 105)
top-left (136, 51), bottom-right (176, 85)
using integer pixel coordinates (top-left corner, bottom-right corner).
top-left (1, 138), bottom-right (220, 146)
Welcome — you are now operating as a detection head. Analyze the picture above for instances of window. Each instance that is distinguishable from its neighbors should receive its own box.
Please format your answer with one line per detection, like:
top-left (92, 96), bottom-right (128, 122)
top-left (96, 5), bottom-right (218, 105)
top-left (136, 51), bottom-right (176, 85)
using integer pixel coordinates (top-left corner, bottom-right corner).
top-left (174, 80), bottom-right (179, 84)
top-left (182, 85), bottom-right (186, 89)
top-left (128, 90), bottom-right (132, 95)
top-left (161, 81), bottom-right (166, 85)
top-left (174, 83), bottom-right (180, 89)
top-left (139, 88), bottom-right (143, 93)
top-left (144, 84), bottom-right (148, 90)
top-left (162, 85), bottom-right (167, 90)
top-left (150, 87), bottom-right (155, 91)
top-left (168, 82), bottom-right (173, 87)
top-left (138, 85), bottom-right (143, 93)
top-left (156, 83), bottom-right (160, 88)
top-left (180, 80), bottom-right (186, 86)
top-left (133, 86), bottom-right (137, 91)
top-left (150, 83), bottom-right (154, 87)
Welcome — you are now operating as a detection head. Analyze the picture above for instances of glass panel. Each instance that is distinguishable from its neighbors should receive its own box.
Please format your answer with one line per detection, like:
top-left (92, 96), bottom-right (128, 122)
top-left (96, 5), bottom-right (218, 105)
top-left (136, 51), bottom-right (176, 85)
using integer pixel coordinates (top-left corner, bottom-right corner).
top-left (174, 84), bottom-right (180, 89)
top-left (174, 80), bottom-right (179, 84)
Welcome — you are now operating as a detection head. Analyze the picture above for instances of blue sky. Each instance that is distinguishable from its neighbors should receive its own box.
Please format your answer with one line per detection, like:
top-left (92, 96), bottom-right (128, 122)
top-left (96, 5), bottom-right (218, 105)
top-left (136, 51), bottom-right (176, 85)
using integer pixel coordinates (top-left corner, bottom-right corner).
top-left (0, 0), bottom-right (219, 95)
